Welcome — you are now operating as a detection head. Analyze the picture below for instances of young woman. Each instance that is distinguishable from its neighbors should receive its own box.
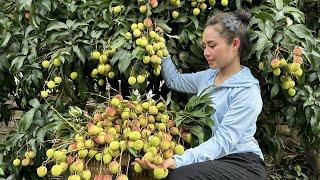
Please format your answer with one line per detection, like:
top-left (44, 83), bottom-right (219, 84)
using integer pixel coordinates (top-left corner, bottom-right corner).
top-left (136, 10), bottom-right (266, 180)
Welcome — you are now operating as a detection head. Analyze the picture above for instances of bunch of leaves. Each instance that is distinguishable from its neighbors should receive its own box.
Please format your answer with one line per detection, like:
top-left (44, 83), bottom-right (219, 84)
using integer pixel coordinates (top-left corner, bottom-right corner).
top-left (170, 86), bottom-right (215, 147)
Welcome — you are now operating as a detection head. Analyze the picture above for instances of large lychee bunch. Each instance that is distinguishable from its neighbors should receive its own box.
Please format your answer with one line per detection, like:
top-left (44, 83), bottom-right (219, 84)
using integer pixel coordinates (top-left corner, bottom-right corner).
top-left (26, 94), bottom-right (192, 179)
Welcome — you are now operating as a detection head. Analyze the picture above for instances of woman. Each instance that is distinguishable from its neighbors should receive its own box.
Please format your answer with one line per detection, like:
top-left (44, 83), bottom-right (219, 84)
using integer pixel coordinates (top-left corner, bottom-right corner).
top-left (136, 10), bottom-right (266, 180)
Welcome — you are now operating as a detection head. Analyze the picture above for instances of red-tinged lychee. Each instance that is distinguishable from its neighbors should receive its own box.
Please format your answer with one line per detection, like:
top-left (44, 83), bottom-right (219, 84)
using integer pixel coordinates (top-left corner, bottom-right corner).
top-left (108, 161), bottom-right (120, 174)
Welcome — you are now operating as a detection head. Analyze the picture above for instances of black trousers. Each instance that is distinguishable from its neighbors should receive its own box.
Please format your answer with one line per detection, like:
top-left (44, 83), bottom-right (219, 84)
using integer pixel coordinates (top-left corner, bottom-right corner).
top-left (167, 152), bottom-right (266, 180)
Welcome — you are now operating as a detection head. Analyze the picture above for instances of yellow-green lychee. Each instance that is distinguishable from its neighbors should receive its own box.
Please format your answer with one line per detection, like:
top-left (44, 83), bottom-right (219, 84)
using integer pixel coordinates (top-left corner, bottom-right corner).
top-left (37, 166), bottom-right (48, 177)
top-left (42, 60), bottom-right (50, 68)
top-left (13, 159), bottom-right (21, 166)
top-left (51, 164), bottom-right (62, 176)
top-left (53, 58), bottom-right (62, 67)
top-left (174, 144), bottom-right (184, 155)
top-left (134, 163), bottom-right (143, 173)
top-left (91, 51), bottom-right (101, 60)
top-left (47, 80), bottom-right (56, 89)
top-left (153, 167), bottom-right (167, 179)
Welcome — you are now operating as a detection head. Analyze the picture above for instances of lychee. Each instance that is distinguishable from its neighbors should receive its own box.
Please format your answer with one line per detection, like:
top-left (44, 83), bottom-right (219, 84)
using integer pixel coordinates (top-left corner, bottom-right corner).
top-left (134, 163), bottom-right (143, 173)
top-left (174, 144), bottom-right (185, 155)
top-left (108, 161), bottom-right (120, 174)
top-left (153, 167), bottom-right (167, 179)
top-left (37, 166), bottom-right (48, 177)
top-left (51, 164), bottom-right (62, 176)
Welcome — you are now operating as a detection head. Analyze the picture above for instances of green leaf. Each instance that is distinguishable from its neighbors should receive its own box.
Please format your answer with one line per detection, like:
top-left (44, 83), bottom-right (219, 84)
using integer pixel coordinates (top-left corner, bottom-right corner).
top-left (188, 108), bottom-right (209, 118)
top-left (271, 83), bottom-right (279, 98)
top-left (24, 25), bottom-right (34, 38)
top-left (66, 20), bottom-right (76, 29)
top-left (191, 125), bottom-right (205, 144)
top-left (111, 37), bottom-right (125, 49)
top-left (190, 44), bottom-right (203, 59)
top-left (0, 32), bottom-right (11, 48)
top-left (274, 33), bottom-right (284, 44)
top-left (174, 114), bottom-right (185, 127)
top-left (254, 12), bottom-right (275, 23)
top-left (308, 73), bottom-right (317, 82)
top-left (16, 0), bottom-right (32, 10)
top-left (286, 106), bottom-right (296, 125)
top-left (19, 108), bottom-right (36, 131)
top-left (170, 101), bottom-right (180, 112)
top-left (156, 22), bottom-right (172, 33)
top-left (179, 31), bottom-right (189, 44)
top-left (36, 128), bottom-right (47, 143)
top-left (275, 0), bottom-right (283, 10)
top-left (189, 16), bottom-right (199, 30)
top-left (128, 147), bottom-right (138, 157)
top-left (10, 56), bottom-right (26, 73)
top-left (132, 46), bottom-right (145, 60)
top-left (282, 6), bottom-right (304, 23)
top-left (97, 22), bottom-right (109, 29)
top-left (73, 45), bottom-right (86, 63)
top-left (46, 21), bottom-right (68, 31)
top-left (28, 139), bottom-right (36, 153)
top-left (118, 50), bottom-right (133, 73)
top-left (29, 98), bottom-right (40, 109)
top-left (110, 49), bottom-right (124, 65)
top-left (203, 126), bottom-right (212, 142)
top-left (90, 30), bottom-right (102, 39)
top-left (48, 31), bottom-right (69, 42)
top-left (42, 0), bottom-right (51, 11)
top-left (265, 21), bottom-right (274, 39)
top-left (10, 133), bottom-right (25, 149)
top-left (288, 24), bottom-right (314, 42)
top-left (173, 15), bottom-right (188, 23)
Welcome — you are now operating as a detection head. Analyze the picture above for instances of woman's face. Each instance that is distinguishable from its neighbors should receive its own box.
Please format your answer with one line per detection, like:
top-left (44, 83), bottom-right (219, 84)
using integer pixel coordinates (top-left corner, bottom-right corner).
top-left (202, 25), bottom-right (239, 69)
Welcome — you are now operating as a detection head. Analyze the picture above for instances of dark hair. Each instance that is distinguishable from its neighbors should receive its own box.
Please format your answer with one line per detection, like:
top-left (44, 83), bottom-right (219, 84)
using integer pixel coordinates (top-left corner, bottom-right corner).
top-left (205, 10), bottom-right (252, 61)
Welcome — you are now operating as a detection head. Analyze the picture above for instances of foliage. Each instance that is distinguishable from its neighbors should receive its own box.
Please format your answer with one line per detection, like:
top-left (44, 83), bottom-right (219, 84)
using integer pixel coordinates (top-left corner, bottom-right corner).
top-left (170, 86), bottom-right (215, 147)
top-left (249, 0), bottom-right (320, 177)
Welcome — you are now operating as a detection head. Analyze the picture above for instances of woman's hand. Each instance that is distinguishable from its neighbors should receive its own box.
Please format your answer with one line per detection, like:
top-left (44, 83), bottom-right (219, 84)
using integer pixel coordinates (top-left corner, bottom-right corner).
top-left (134, 158), bottom-right (158, 169)
top-left (161, 158), bottom-right (177, 169)
top-left (134, 158), bottom-right (177, 170)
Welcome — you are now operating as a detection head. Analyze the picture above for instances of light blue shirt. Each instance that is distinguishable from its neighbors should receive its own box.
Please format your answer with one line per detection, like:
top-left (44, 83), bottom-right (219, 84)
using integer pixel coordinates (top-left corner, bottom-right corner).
top-left (161, 56), bottom-right (264, 168)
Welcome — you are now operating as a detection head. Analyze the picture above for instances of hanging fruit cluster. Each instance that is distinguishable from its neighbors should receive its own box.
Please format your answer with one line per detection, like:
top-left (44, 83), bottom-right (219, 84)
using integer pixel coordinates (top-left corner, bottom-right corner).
top-left (89, 48), bottom-right (117, 87)
top-left (270, 46), bottom-right (304, 97)
top-left (40, 56), bottom-right (79, 98)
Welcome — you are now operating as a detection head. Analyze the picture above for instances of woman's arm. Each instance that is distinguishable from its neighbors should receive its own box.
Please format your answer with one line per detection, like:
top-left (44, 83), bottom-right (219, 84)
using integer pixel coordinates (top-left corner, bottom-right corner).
top-left (172, 86), bottom-right (263, 168)
top-left (161, 56), bottom-right (208, 94)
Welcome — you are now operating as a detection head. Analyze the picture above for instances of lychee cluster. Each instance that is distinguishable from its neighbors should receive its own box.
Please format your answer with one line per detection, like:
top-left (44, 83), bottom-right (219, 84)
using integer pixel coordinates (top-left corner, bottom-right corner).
top-left (259, 46), bottom-right (304, 97)
top-left (20, 94), bottom-right (190, 179)
top-left (126, 18), bottom-right (170, 85)
top-left (90, 48), bottom-right (117, 87)
top-left (12, 150), bottom-right (36, 167)
top-left (40, 56), bottom-right (78, 98)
